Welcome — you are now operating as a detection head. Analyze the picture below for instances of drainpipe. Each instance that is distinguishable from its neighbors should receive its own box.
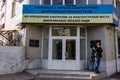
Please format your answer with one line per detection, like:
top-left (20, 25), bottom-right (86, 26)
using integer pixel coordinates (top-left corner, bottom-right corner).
top-left (114, 28), bottom-right (118, 72)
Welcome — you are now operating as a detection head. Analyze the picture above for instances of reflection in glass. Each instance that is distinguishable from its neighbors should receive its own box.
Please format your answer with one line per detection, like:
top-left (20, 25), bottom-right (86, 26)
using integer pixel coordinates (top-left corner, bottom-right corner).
top-left (52, 39), bottom-right (62, 59)
top-left (43, 27), bottom-right (49, 37)
top-left (76, 0), bottom-right (86, 4)
top-left (88, 0), bottom-right (97, 4)
top-left (53, 0), bottom-right (63, 4)
top-left (80, 28), bottom-right (86, 37)
top-left (43, 38), bottom-right (48, 59)
top-left (66, 40), bottom-right (76, 60)
top-left (52, 27), bottom-right (77, 36)
top-left (80, 39), bottom-right (86, 60)
top-left (118, 38), bottom-right (120, 56)
top-left (65, 0), bottom-right (73, 5)
top-left (29, 0), bottom-right (40, 4)
top-left (42, 0), bottom-right (51, 4)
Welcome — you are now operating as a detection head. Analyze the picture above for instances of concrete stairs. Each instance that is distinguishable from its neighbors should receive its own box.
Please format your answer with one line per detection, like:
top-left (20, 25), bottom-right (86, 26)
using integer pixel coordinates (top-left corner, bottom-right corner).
top-left (25, 69), bottom-right (106, 80)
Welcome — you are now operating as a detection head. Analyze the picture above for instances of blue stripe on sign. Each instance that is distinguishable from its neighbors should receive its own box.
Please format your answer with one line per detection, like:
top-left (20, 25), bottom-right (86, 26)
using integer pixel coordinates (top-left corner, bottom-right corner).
top-left (23, 4), bottom-right (113, 14)
top-left (113, 7), bottom-right (119, 17)
top-left (113, 19), bottom-right (119, 26)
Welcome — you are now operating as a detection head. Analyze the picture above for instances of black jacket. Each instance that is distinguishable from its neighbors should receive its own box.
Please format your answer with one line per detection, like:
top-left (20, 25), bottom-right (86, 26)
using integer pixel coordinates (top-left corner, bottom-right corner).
top-left (94, 47), bottom-right (103, 58)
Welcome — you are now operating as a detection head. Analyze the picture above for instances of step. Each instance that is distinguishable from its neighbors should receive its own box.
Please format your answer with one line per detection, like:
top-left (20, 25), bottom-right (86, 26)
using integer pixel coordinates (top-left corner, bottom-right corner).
top-left (25, 69), bottom-right (106, 80)
top-left (36, 75), bottom-right (91, 80)
top-left (37, 71), bottom-right (91, 77)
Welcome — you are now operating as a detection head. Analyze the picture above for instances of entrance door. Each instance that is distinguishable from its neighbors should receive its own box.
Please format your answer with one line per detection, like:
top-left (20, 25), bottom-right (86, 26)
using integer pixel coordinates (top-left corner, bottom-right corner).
top-left (50, 38), bottom-right (78, 70)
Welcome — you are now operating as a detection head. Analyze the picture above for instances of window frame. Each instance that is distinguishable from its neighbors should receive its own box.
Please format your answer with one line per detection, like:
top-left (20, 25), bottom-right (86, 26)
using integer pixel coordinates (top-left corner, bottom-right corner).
top-left (116, 1), bottom-right (120, 18)
top-left (40, 0), bottom-right (102, 5)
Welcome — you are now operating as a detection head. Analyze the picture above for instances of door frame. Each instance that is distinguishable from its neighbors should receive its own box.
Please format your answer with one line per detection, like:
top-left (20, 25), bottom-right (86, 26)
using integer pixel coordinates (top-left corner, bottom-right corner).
top-left (44, 26), bottom-right (87, 70)
top-left (49, 37), bottom-right (78, 70)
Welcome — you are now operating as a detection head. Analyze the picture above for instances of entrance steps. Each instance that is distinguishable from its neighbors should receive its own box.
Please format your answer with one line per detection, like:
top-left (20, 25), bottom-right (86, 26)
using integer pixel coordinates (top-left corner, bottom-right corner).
top-left (25, 69), bottom-right (106, 80)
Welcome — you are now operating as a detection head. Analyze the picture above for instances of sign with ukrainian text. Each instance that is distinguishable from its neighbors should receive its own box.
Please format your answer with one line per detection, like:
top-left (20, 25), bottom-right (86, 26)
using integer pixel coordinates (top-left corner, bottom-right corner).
top-left (22, 4), bottom-right (119, 26)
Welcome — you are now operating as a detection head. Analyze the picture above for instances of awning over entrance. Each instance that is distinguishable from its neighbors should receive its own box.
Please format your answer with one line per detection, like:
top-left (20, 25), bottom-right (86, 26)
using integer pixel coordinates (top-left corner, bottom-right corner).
top-left (16, 4), bottom-right (119, 26)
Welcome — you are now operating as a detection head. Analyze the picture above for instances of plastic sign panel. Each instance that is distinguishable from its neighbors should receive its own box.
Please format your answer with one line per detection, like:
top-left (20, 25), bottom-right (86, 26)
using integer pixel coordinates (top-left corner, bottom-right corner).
top-left (21, 4), bottom-right (119, 26)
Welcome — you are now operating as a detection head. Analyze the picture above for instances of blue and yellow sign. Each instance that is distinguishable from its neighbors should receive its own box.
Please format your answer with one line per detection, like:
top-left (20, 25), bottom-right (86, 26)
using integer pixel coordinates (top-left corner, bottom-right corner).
top-left (21, 4), bottom-right (119, 26)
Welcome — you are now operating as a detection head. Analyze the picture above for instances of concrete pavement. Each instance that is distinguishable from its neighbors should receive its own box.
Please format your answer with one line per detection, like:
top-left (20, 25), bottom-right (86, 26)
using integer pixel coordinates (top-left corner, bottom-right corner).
top-left (0, 71), bottom-right (119, 80)
top-left (100, 72), bottom-right (120, 80)
top-left (0, 72), bottom-right (35, 80)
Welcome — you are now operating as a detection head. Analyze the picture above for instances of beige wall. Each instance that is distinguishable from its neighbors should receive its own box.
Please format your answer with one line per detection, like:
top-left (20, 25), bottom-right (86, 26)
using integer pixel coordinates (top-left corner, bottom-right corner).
top-left (104, 26), bottom-right (116, 60)
top-left (87, 26), bottom-right (106, 60)
top-left (4, 0), bottom-right (39, 30)
top-left (87, 25), bottom-right (115, 60)
top-left (5, 0), bottom-right (19, 30)
top-left (25, 24), bottom-right (42, 59)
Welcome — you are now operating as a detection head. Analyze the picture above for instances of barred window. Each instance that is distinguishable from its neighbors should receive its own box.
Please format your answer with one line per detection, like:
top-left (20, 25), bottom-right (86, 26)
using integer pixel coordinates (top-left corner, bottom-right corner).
top-left (116, 2), bottom-right (120, 17)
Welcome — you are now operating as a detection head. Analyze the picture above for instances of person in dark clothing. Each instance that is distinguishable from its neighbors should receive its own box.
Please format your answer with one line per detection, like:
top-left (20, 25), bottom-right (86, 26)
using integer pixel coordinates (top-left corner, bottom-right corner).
top-left (93, 42), bottom-right (103, 74)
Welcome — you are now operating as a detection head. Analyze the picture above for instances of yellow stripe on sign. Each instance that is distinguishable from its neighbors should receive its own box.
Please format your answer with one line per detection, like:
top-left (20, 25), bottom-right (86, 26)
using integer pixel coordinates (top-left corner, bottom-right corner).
top-left (22, 14), bottom-right (113, 24)
top-left (113, 14), bottom-right (118, 21)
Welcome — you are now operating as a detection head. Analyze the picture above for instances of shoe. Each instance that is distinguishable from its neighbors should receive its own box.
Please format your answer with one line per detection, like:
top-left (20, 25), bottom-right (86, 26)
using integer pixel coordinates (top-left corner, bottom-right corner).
top-left (97, 71), bottom-right (101, 73)
top-left (94, 72), bottom-right (98, 74)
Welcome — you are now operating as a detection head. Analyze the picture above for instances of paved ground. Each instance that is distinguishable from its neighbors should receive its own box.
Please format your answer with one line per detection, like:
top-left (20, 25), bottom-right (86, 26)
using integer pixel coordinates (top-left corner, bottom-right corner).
top-left (0, 72), bottom-right (35, 80)
top-left (100, 72), bottom-right (120, 80)
top-left (0, 72), bottom-right (119, 80)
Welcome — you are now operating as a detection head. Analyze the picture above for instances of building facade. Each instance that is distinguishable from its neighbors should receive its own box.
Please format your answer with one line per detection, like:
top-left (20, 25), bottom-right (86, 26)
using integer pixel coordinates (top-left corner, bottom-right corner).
top-left (0, 0), bottom-right (120, 76)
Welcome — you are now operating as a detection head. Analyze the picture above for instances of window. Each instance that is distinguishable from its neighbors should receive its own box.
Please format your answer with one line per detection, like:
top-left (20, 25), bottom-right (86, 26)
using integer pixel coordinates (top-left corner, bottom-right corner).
top-left (116, 1), bottom-right (120, 17)
top-left (88, 0), bottom-right (97, 4)
top-left (52, 39), bottom-right (62, 59)
top-left (43, 27), bottom-right (49, 59)
top-left (29, 0), bottom-right (40, 4)
top-left (11, 2), bottom-right (16, 17)
top-left (80, 38), bottom-right (86, 60)
top-left (80, 27), bottom-right (86, 60)
top-left (118, 38), bottom-right (120, 55)
top-left (43, 38), bottom-right (49, 59)
top-left (65, 0), bottom-right (74, 5)
top-left (80, 28), bottom-right (86, 37)
top-left (52, 27), bottom-right (77, 36)
top-left (112, 0), bottom-right (116, 7)
top-left (42, 0), bottom-right (51, 4)
top-left (11, 2), bottom-right (20, 18)
top-left (53, 0), bottom-right (63, 4)
top-left (76, 0), bottom-right (86, 4)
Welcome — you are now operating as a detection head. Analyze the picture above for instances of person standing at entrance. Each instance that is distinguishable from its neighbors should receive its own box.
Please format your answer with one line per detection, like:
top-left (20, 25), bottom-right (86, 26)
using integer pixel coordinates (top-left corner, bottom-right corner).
top-left (93, 42), bottom-right (103, 74)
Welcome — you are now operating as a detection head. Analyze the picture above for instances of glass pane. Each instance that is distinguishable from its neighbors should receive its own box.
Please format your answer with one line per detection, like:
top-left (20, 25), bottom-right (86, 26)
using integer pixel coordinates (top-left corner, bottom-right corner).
top-left (117, 2), bottom-right (120, 18)
top-left (43, 27), bottom-right (49, 37)
top-left (52, 39), bottom-right (62, 59)
top-left (118, 38), bottom-right (120, 56)
top-left (43, 38), bottom-right (48, 59)
top-left (80, 38), bottom-right (86, 60)
top-left (76, 0), bottom-right (86, 4)
top-left (88, 0), bottom-right (97, 4)
top-left (29, 0), bottom-right (40, 4)
top-left (52, 27), bottom-right (77, 36)
top-left (80, 28), bottom-right (86, 37)
top-left (53, 0), bottom-right (63, 4)
top-left (42, 0), bottom-right (51, 4)
top-left (66, 40), bottom-right (76, 60)
top-left (65, 0), bottom-right (73, 5)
